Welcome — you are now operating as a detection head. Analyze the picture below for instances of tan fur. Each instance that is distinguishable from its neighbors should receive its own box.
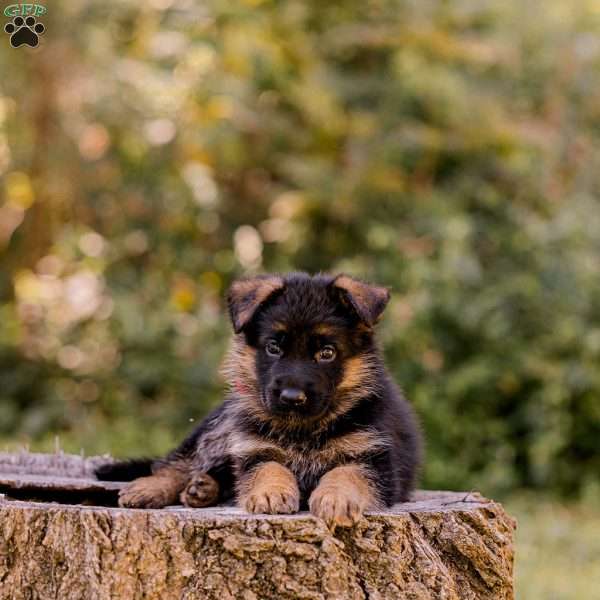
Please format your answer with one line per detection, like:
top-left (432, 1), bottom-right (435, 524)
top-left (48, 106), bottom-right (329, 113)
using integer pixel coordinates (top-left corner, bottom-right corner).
top-left (238, 461), bottom-right (300, 514)
top-left (222, 337), bottom-right (383, 433)
top-left (118, 465), bottom-right (189, 508)
top-left (334, 275), bottom-right (389, 307)
top-left (231, 429), bottom-right (390, 484)
top-left (334, 275), bottom-right (390, 327)
top-left (313, 324), bottom-right (337, 335)
top-left (221, 338), bottom-right (257, 391)
top-left (222, 336), bottom-right (327, 430)
top-left (309, 464), bottom-right (381, 529)
top-left (229, 276), bottom-right (284, 331)
top-left (221, 336), bottom-right (258, 383)
top-left (229, 433), bottom-right (287, 462)
top-left (321, 429), bottom-right (390, 460)
top-left (180, 471), bottom-right (219, 508)
top-left (326, 353), bottom-right (384, 423)
top-left (220, 337), bottom-right (269, 422)
top-left (338, 355), bottom-right (373, 391)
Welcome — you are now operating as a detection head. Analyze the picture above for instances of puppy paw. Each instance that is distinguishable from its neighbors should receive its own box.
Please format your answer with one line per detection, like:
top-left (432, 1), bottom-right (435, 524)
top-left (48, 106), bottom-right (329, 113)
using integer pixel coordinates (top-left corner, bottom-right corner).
top-left (239, 461), bottom-right (300, 515)
top-left (118, 476), bottom-right (175, 509)
top-left (180, 472), bottom-right (219, 508)
top-left (309, 487), bottom-right (364, 529)
top-left (244, 486), bottom-right (299, 514)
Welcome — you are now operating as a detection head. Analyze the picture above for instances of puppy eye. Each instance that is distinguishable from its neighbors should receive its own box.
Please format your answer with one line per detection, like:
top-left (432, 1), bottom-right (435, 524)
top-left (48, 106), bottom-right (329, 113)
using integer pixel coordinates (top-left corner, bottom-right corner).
top-left (266, 340), bottom-right (282, 357)
top-left (317, 345), bottom-right (336, 363)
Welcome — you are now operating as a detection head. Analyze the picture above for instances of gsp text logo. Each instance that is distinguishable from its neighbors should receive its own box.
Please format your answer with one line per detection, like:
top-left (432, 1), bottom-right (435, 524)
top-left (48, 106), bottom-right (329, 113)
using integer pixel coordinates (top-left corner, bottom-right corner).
top-left (4, 4), bottom-right (46, 48)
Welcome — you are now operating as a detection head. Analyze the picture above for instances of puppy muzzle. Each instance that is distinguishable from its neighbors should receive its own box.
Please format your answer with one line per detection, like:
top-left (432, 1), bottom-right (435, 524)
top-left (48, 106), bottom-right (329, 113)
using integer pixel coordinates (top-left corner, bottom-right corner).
top-left (278, 387), bottom-right (307, 407)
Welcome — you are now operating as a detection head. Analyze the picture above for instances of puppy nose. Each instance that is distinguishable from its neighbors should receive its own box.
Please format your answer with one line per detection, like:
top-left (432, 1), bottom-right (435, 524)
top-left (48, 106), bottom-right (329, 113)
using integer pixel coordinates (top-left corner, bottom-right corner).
top-left (279, 388), bottom-right (307, 406)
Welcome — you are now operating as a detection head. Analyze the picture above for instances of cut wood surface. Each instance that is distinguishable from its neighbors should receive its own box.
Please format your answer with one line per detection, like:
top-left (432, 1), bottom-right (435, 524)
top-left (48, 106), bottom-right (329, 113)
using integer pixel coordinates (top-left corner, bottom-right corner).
top-left (0, 451), bottom-right (122, 506)
top-left (0, 453), bottom-right (516, 599)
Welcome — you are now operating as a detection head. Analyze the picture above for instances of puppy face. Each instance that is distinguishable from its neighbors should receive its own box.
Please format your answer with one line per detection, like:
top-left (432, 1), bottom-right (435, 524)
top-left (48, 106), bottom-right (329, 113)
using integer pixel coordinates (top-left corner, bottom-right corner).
top-left (256, 305), bottom-right (355, 418)
top-left (226, 273), bottom-right (389, 423)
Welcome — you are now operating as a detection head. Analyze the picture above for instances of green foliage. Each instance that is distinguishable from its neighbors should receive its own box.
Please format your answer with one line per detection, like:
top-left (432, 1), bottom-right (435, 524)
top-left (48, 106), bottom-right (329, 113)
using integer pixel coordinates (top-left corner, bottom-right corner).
top-left (1, 0), bottom-right (599, 497)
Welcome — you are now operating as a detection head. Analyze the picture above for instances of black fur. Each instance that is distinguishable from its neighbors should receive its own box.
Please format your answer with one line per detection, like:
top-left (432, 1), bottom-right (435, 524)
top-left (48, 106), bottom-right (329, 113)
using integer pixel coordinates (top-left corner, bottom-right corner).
top-left (95, 458), bottom-right (153, 481)
top-left (97, 272), bottom-right (422, 512)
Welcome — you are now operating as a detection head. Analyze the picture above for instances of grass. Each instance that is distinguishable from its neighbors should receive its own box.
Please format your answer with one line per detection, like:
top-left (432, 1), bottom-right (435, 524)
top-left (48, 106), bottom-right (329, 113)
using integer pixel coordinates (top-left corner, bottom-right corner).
top-left (506, 494), bottom-right (600, 600)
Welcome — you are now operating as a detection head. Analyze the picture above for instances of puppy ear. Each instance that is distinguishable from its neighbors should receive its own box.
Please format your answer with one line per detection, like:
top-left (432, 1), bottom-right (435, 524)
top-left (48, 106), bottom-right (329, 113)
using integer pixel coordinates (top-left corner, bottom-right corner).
top-left (332, 274), bottom-right (390, 326)
top-left (227, 275), bottom-right (285, 333)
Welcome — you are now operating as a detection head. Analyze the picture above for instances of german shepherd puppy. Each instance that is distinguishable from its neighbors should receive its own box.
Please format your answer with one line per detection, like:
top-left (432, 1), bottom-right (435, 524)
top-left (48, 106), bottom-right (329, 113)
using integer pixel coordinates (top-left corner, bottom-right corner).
top-left (97, 272), bottom-right (422, 528)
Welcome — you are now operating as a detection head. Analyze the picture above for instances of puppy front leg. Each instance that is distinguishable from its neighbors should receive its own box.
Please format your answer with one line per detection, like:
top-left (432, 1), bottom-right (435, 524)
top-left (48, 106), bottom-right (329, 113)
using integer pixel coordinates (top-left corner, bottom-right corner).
top-left (309, 464), bottom-right (381, 529)
top-left (238, 461), bottom-right (300, 514)
top-left (119, 463), bottom-right (190, 508)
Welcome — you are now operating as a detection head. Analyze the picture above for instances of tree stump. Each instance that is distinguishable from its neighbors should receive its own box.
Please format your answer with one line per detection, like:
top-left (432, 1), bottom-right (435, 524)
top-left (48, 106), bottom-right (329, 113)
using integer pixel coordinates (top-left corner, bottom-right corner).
top-left (0, 452), bottom-right (515, 599)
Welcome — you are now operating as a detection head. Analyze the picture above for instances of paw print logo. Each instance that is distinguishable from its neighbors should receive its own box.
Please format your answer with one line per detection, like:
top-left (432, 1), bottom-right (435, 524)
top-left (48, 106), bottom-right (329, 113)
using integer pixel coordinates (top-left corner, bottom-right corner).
top-left (4, 16), bottom-right (45, 48)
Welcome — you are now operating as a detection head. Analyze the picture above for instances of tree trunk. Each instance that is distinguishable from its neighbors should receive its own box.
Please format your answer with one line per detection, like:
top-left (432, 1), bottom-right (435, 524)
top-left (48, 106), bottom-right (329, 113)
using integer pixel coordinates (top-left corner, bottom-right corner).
top-left (0, 452), bottom-right (515, 599)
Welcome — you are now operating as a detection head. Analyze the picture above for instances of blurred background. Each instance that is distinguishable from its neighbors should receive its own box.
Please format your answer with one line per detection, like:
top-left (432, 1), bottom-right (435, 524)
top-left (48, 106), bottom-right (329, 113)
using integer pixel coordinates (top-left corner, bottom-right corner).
top-left (1, 0), bottom-right (599, 596)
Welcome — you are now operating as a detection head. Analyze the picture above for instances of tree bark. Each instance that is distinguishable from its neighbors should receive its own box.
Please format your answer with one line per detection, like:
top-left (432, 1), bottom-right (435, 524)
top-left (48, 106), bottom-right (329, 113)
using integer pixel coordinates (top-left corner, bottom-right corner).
top-left (0, 453), bottom-right (515, 600)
